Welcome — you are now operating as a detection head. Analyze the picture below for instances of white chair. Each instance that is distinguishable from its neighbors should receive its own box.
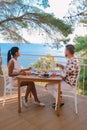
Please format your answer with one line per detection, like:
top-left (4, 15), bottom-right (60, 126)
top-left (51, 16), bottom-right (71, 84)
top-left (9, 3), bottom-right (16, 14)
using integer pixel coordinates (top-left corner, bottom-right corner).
top-left (55, 76), bottom-right (79, 114)
top-left (2, 75), bottom-right (24, 107)
top-left (1, 65), bottom-right (25, 107)
top-left (46, 75), bottom-right (79, 114)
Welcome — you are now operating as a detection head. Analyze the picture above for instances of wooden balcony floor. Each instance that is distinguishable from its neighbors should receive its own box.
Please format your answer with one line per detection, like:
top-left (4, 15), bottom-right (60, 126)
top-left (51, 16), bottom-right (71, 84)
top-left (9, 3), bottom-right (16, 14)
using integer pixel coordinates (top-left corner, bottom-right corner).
top-left (0, 86), bottom-right (87, 130)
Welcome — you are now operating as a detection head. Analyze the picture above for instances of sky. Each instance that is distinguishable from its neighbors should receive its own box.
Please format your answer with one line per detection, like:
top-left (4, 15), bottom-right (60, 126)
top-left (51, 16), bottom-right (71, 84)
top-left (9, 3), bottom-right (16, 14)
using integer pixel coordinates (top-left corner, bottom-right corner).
top-left (45, 0), bottom-right (72, 18)
top-left (26, 0), bottom-right (87, 44)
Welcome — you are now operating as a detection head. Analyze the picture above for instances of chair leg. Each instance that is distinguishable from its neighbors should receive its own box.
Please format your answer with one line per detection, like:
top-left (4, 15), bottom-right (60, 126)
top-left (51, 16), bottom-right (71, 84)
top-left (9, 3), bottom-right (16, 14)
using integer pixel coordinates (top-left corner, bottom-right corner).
top-left (10, 87), bottom-right (12, 97)
top-left (3, 96), bottom-right (6, 107)
top-left (55, 91), bottom-right (58, 111)
top-left (75, 94), bottom-right (78, 114)
top-left (20, 88), bottom-right (23, 108)
top-left (2, 88), bottom-right (6, 107)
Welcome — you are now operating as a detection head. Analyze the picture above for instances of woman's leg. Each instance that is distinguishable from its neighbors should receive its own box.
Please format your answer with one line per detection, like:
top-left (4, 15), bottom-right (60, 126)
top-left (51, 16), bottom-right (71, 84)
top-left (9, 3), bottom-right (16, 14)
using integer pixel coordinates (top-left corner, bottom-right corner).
top-left (25, 82), bottom-right (40, 102)
top-left (21, 81), bottom-right (40, 102)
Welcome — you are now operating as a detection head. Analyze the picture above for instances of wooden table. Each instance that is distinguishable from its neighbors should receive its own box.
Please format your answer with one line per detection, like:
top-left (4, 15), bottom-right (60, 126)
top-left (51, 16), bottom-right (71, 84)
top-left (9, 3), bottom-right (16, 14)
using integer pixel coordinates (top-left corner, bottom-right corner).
top-left (17, 75), bottom-right (62, 116)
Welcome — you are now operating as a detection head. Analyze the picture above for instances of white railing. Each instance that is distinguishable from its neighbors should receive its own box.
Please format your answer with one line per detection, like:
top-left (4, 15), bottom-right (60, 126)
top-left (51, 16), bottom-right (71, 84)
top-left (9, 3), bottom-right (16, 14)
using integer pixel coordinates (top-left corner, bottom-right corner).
top-left (1, 53), bottom-right (87, 95)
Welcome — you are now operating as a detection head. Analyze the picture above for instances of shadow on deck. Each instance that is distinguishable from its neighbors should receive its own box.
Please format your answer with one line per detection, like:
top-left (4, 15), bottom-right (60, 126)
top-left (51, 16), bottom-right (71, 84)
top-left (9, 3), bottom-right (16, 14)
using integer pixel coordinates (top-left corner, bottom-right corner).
top-left (0, 85), bottom-right (87, 130)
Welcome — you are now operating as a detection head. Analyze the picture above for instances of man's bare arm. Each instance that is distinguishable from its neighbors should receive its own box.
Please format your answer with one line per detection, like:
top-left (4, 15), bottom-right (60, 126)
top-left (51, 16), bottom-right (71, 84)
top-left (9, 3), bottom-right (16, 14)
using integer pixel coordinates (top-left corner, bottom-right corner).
top-left (56, 63), bottom-right (64, 69)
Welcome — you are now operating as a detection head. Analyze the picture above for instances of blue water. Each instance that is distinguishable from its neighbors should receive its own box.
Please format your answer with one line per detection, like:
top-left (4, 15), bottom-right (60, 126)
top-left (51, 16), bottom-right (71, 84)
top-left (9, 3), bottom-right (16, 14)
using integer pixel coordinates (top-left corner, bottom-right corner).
top-left (0, 43), bottom-right (66, 67)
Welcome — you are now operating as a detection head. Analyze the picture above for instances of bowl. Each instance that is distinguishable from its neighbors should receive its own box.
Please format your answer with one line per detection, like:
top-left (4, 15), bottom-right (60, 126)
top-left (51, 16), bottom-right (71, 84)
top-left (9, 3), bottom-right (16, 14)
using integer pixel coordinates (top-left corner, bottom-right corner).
top-left (43, 73), bottom-right (49, 77)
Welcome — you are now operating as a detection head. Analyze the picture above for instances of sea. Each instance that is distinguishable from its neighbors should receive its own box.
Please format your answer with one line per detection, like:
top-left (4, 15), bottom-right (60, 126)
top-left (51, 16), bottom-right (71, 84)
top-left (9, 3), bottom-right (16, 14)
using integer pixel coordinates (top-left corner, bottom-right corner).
top-left (0, 43), bottom-right (66, 67)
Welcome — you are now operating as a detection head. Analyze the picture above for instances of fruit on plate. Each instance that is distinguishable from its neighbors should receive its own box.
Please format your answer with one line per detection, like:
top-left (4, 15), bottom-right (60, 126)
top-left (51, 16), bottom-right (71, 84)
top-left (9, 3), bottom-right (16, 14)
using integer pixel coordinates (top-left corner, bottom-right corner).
top-left (51, 73), bottom-right (56, 77)
top-left (25, 71), bottom-right (31, 75)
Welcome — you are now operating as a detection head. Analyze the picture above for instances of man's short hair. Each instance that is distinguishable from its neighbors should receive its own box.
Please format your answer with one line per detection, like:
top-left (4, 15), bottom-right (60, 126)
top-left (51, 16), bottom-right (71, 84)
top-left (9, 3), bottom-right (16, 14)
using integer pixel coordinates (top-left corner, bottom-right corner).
top-left (66, 44), bottom-right (75, 54)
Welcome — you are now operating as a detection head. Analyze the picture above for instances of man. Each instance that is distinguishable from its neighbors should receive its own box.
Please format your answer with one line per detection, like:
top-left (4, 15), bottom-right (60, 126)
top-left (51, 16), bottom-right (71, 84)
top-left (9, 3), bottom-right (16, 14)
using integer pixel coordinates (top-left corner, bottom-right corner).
top-left (46, 44), bottom-right (80, 109)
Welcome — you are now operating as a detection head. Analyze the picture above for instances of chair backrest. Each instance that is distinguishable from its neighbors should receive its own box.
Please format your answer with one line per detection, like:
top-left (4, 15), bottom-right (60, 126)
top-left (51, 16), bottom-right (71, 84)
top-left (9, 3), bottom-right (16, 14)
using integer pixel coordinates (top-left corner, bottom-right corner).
top-left (74, 69), bottom-right (80, 91)
top-left (1, 65), bottom-right (12, 88)
top-left (1, 65), bottom-right (8, 76)
top-left (4, 76), bottom-right (12, 89)
top-left (0, 59), bottom-right (11, 89)
top-left (77, 66), bottom-right (80, 84)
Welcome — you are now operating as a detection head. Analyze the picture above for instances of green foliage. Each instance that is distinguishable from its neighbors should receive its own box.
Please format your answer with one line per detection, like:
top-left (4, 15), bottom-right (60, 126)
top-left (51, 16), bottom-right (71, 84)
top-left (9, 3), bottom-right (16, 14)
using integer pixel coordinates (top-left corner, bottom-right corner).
top-left (80, 19), bottom-right (87, 24)
top-left (35, 13), bottom-right (72, 37)
top-left (31, 54), bottom-right (56, 70)
top-left (75, 36), bottom-right (87, 55)
top-left (75, 35), bottom-right (87, 90)
top-left (79, 60), bottom-right (87, 90)
top-left (72, 1), bottom-right (87, 91)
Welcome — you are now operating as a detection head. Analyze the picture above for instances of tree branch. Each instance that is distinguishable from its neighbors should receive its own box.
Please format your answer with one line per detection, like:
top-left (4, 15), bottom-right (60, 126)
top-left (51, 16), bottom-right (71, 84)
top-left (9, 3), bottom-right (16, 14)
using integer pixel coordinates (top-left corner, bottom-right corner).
top-left (63, 10), bottom-right (87, 19)
top-left (0, 0), bottom-right (16, 5)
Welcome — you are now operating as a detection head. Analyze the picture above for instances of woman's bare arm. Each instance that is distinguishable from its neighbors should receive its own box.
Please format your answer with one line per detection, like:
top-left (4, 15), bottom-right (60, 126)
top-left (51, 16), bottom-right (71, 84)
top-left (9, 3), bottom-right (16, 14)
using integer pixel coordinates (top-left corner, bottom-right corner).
top-left (8, 61), bottom-right (26, 77)
top-left (21, 67), bottom-right (32, 72)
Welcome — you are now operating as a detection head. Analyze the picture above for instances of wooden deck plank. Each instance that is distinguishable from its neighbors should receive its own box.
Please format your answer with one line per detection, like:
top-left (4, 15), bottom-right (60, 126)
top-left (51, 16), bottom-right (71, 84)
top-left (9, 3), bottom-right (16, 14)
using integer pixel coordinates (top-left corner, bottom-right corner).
top-left (0, 86), bottom-right (87, 130)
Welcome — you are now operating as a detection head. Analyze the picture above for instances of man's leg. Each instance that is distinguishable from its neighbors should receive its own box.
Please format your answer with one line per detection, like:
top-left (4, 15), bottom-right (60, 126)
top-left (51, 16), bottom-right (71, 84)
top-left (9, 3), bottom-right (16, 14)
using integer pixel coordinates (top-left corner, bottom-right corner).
top-left (46, 81), bottom-right (72, 108)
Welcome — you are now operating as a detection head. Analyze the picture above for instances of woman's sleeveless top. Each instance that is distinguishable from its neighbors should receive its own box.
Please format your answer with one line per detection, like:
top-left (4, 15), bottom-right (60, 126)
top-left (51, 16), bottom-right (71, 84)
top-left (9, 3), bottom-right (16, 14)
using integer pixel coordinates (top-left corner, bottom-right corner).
top-left (9, 58), bottom-right (21, 87)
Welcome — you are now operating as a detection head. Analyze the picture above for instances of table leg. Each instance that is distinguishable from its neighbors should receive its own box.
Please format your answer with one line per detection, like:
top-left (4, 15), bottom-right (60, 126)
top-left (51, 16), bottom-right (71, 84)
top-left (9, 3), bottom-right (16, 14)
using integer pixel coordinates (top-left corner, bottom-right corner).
top-left (18, 79), bottom-right (21, 113)
top-left (29, 92), bottom-right (32, 98)
top-left (57, 81), bottom-right (61, 116)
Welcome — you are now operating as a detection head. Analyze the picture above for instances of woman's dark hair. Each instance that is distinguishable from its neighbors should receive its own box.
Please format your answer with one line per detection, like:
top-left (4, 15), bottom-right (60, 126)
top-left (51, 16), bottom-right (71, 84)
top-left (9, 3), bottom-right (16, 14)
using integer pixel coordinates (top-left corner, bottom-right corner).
top-left (7, 47), bottom-right (19, 64)
top-left (66, 44), bottom-right (75, 54)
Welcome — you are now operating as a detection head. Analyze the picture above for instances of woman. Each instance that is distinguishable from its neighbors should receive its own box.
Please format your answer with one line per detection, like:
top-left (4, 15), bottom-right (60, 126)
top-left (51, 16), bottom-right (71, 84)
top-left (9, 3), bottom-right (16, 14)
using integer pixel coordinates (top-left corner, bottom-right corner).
top-left (7, 47), bottom-right (45, 107)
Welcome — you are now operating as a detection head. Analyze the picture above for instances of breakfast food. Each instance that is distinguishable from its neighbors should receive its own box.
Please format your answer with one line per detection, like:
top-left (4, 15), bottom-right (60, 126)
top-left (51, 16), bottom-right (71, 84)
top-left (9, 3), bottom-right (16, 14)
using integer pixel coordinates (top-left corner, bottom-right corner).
top-left (51, 73), bottom-right (56, 77)
top-left (25, 71), bottom-right (31, 75)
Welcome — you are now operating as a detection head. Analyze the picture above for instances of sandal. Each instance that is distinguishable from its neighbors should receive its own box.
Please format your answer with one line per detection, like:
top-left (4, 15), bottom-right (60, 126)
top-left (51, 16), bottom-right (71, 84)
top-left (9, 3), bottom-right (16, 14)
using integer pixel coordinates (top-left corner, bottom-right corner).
top-left (52, 102), bottom-right (64, 109)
